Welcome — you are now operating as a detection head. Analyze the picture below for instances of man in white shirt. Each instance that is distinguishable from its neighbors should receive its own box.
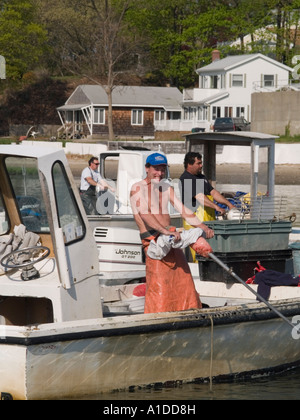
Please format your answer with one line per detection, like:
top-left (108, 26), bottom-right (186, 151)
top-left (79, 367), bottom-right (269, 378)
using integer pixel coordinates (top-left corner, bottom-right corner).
top-left (80, 157), bottom-right (115, 215)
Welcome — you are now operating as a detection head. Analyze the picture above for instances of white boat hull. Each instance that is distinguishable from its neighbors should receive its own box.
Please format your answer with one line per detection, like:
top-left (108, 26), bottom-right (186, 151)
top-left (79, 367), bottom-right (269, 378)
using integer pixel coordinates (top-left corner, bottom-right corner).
top-left (1, 300), bottom-right (300, 400)
top-left (1, 145), bottom-right (299, 400)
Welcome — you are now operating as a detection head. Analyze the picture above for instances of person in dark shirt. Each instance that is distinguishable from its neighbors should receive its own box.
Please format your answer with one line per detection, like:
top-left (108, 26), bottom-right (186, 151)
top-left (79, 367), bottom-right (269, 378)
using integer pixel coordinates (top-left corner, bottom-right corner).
top-left (179, 152), bottom-right (235, 261)
top-left (179, 152), bottom-right (235, 219)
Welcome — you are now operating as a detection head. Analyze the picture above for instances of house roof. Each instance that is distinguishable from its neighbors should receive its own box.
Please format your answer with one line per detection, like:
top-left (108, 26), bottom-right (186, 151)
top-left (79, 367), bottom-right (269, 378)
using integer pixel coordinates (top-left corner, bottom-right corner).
top-left (181, 91), bottom-right (229, 107)
top-left (196, 53), bottom-right (292, 74)
top-left (58, 85), bottom-right (182, 112)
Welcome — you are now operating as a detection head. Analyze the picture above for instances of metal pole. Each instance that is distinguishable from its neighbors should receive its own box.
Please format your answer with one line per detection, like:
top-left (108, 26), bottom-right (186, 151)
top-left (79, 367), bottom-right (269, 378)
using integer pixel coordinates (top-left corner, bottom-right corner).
top-left (208, 252), bottom-right (295, 329)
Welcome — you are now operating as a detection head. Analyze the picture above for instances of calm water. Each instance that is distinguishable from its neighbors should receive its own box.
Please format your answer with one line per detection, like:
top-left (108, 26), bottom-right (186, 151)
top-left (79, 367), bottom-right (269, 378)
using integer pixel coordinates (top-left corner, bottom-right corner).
top-left (86, 369), bottom-right (300, 400)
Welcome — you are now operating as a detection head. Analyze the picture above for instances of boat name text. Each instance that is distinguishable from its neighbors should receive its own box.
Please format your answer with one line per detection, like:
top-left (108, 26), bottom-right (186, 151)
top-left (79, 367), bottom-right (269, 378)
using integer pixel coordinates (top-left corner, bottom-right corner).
top-left (115, 248), bottom-right (141, 256)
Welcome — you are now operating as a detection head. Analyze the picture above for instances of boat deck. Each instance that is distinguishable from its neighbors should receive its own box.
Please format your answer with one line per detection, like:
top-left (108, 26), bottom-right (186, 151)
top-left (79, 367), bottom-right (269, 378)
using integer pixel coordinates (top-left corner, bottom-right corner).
top-left (100, 277), bottom-right (300, 317)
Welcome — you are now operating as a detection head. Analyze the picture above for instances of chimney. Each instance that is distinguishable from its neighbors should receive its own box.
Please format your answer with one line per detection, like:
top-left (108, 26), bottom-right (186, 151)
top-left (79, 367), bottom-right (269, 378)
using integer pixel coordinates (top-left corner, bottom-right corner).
top-left (212, 50), bottom-right (220, 62)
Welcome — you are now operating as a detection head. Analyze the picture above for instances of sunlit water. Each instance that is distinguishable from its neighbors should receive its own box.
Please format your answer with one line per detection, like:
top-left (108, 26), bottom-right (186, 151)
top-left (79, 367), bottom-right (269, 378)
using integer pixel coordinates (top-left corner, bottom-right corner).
top-left (86, 369), bottom-right (300, 400)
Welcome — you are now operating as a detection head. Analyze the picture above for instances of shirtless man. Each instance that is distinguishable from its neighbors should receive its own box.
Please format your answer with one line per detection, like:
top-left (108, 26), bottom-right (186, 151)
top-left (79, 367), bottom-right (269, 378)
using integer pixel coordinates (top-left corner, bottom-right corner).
top-left (130, 152), bottom-right (214, 314)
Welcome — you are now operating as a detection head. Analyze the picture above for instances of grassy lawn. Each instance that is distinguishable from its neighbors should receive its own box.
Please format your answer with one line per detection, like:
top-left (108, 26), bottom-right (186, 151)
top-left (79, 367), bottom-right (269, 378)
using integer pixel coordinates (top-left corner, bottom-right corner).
top-left (1, 134), bottom-right (300, 144)
top-left (275, 135), bottom-right (300, 143)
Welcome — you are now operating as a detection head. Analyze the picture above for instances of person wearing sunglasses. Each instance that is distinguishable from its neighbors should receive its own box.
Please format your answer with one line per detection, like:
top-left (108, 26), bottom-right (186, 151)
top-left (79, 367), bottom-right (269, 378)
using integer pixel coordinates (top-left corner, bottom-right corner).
top-left (80, 157), bottom-right (115, 215)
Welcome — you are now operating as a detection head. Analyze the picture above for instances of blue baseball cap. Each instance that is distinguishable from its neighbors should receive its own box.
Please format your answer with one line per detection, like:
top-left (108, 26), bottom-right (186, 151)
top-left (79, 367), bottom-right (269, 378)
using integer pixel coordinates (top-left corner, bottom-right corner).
top-left (146, 153), bottom-right (168, 166)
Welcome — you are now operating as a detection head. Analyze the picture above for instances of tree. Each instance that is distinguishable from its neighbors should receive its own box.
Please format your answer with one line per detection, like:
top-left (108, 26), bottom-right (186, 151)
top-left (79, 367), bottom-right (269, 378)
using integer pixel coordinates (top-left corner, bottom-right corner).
top-left (34, 0), bottom-right (95, 76)
top-left (270, 0), bottom-right (300, 64)
top-left (86, 0), bottom-right (140, 140)
top-left (37, 0), bottom-right (143, 140)
top-left (128, 0), bottom-right (214, 88)
top-left (130, 0), bottom-right (269, 88)
top-left (221, 0), bottom-right (273, 52)
top-left (0, 0), bottom-right (48, 81)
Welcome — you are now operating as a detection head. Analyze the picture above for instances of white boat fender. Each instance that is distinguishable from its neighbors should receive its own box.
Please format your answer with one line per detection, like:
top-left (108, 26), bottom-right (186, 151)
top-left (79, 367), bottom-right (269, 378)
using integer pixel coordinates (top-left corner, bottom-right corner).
top-left (227, 208), bottom-right (243, 220)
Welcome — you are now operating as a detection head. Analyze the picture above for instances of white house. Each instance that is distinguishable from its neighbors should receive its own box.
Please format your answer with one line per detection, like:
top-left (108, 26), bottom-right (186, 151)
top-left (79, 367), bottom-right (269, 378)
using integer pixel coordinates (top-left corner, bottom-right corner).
top-left (176, 52), bottom-right (293, 132)
top-left (57, 53), bottom-right (294, 139)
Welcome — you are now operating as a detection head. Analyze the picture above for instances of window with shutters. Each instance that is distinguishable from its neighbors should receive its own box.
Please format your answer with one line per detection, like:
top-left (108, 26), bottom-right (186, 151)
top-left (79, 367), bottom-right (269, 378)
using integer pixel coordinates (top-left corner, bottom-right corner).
top-left (232, 74), bottom-right (244, 87)
top-left (263, 75), bottom-right (274, 87)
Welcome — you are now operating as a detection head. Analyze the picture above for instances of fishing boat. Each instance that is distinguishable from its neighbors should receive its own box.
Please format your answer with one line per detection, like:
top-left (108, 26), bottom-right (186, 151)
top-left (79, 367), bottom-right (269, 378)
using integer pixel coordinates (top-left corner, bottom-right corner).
top-left (92, 133), bottom-right (297, 285)
top-left (89, 148), bottom-right (181, 284)
top-left (0, 143), bottom-right (300, 401)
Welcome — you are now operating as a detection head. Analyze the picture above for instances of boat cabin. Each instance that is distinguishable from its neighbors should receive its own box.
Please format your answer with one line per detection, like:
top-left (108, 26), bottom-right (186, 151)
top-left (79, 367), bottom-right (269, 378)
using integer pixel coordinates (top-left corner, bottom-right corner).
top-left (0, 145), bottom-right (102, 326)
top-left (184, 130), bottom-right (292, 222)
top-left (98, 148), bottom-right (172, 215)
top-left (89, 149), bottom-right (182, 285)
top-left (185, 131), bottom-right (276, 200)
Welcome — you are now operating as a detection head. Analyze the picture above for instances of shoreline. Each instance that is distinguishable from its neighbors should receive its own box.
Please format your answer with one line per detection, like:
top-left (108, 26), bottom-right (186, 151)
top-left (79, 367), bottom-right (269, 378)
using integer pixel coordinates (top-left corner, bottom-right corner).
top-left (67, 157), bottom-right (300, 185)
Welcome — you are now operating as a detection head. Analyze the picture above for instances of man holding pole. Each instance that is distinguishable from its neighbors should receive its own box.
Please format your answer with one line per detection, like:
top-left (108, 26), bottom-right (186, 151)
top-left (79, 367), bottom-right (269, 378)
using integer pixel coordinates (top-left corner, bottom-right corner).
top-left (130, 152), bottom-right (214, 314)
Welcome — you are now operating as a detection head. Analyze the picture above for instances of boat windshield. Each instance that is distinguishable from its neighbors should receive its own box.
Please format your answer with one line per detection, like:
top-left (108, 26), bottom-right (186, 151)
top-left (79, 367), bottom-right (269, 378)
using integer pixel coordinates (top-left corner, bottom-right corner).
top-left (4, 158), bottom-right (86, 243)
top-left (52, 161), bottom-right (86, 244)
top-left (5, 157), bottom-right (50, 233)
top-left (0, 190), bottom-right (9, 235)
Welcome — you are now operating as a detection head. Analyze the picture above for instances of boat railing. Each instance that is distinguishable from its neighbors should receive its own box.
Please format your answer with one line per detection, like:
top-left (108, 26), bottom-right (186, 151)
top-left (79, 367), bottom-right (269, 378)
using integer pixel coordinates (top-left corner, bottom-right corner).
top-left (230, 195), bottom-right (294, 222)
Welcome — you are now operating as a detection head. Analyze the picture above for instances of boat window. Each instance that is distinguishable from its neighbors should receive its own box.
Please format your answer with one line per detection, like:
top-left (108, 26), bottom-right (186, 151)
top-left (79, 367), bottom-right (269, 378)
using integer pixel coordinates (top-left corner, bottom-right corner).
top-left (256, 146), bottom-right (269, 195)
top-left (100, 155), bottom-right (119, 181)
top-left (52, 161), bottom-right (86, 244)
top-left (5, 157), bottom-right (50, 233)
top-left (0, 190), bottom-right (9, 235)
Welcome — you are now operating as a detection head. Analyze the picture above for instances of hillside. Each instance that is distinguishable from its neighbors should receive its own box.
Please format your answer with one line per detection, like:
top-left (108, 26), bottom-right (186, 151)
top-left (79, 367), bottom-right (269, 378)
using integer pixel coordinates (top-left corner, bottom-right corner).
top-left (0, 73), bottom-right (146, 136)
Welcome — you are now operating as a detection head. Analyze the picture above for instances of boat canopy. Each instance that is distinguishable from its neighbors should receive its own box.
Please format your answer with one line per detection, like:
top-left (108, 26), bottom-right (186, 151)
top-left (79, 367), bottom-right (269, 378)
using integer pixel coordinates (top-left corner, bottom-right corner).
top-left (184, 131), bottom-right (277, 199)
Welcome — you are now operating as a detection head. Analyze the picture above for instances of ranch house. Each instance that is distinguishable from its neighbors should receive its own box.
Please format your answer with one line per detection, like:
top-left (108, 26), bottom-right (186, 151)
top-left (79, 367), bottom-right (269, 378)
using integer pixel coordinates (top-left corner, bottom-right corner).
top-left (57, 85), bottom-right (182, 140)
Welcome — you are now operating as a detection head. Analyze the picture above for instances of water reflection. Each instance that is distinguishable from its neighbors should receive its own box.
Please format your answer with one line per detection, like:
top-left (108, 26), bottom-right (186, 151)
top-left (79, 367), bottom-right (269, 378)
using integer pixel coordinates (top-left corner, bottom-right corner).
top-left (78, 368), bottom-right (300, 400)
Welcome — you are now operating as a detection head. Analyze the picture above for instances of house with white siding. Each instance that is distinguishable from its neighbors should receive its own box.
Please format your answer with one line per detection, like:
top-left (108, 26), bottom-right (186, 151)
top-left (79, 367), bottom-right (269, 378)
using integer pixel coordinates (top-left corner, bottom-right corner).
top-left (179, 51), bottom-right (293, 132)
top-left (57, 53), bottom-right (293, 139)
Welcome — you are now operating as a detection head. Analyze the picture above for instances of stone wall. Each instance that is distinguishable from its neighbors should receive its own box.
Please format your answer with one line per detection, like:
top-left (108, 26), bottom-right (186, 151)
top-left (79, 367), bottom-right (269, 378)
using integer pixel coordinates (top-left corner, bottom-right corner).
top-left (252, 91), bottom-right (300, 136)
